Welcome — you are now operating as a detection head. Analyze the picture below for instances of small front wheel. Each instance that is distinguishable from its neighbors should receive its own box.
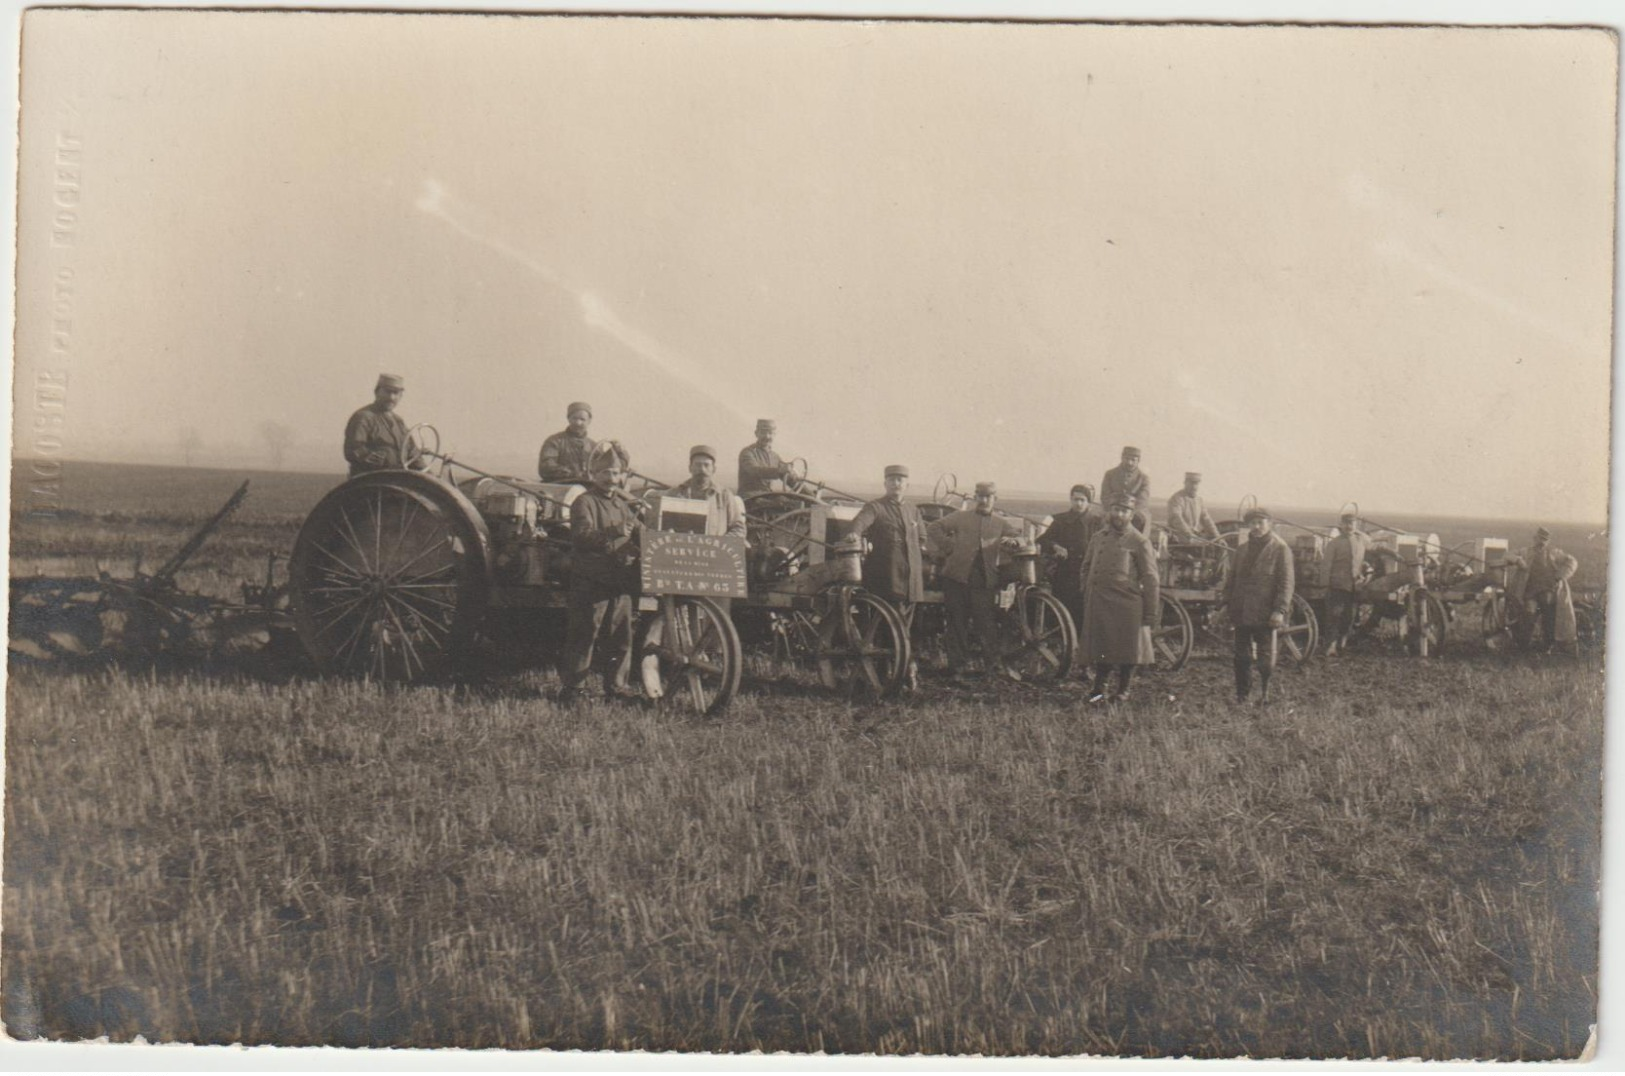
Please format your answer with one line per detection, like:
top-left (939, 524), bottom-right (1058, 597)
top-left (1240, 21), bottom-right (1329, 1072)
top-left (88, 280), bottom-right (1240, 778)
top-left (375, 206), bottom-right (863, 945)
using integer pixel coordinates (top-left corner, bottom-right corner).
top-left (999, 587), bottom-right (1076, 683)
top-left (638, 597), bottom-right (742, 716)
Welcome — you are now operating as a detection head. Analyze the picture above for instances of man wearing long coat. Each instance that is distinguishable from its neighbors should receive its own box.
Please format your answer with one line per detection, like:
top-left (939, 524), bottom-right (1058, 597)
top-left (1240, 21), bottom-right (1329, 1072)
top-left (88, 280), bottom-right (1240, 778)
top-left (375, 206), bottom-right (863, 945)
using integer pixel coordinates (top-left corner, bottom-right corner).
top-left (1319, 512), bottom-right (1370, 655)
top-left (560, 441), bottom-right (640, 704)
top-left (926, 481), bottom-right (1024, 678)
top-left (852, 464), bottom-right (927, 686)
top-left (1078, 494), bottom-right (1160, 702)
top-left (1038, 483), bottom-right (1102, 633)
top-left (1507, 526), bottom-right (1579, 653)
top-left (1225, 507), bottom-right (1295, 704)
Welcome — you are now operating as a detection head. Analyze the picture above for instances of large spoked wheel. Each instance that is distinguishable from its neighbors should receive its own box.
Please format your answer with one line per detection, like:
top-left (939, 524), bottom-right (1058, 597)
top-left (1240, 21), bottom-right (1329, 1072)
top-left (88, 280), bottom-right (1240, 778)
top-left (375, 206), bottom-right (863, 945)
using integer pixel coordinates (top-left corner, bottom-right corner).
top-left (1480, 592), bottom-right (1512, 651)
top-left (638, 596), bottom-right (742, 717)
top-left (815, 589), bottom-right (911, 699)
top-left (1403, 590), bottom-right (1447, 657)
top-left (1151, 593), bottom-right (1194, 671)
top-left (289, 471), bottom-right (489, 680)
top-left (1280, 593), bottom-right (1320, 663)
top-left (999, 587), bottom-right (1076, 683)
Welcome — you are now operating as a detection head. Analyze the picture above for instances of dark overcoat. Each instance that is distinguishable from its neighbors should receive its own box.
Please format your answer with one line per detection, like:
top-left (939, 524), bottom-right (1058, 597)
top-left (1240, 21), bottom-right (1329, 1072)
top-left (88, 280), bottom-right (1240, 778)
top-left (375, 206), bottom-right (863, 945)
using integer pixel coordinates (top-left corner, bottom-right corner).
top-left (1078, 523), bottom-right (1159, 664)
top-left (1038, 507), bottom-right (1104, 600)
top-left (852, 496), bottom-right (926, 602)
top-left (1224, 531), bottom-right (1295, 627)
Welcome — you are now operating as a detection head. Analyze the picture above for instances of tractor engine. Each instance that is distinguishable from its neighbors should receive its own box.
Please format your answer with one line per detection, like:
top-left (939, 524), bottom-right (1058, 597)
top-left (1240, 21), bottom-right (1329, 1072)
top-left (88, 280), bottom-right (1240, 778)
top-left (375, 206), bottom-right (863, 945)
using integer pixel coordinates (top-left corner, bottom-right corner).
top-left (471, 483), bottom-right (549, 585)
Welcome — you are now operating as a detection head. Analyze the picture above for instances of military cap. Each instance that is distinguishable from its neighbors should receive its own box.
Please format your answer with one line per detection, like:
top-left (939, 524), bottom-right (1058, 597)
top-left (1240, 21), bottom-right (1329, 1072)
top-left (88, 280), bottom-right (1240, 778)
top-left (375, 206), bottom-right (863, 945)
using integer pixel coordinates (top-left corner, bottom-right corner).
top-left (1069, 483), bottom-right (1094, 499)
top-left (1121, 446), bottom-right (1141, 458)
top-left (375, 373), bottom-right (405, 391)
top-left (689, 444), bottom-right (717, 462)
top-left (1244, 506), bottom-right (1272, 522)
top-left (588, 440), bottom-right (628, 471)
top-left (1534, 526), bottom-right (1552, 541)
top-left (1108, 493), bottom-right (1136, 510)
top-left (755, 418), bottom-right (776, 432)
top-left (884, 464), bottom-right (909, 478)
top-left (974, 481), bottom-right (997, 496)
top-left (1340, 511), bottom-right (1357, 525)
top-left (567, 401), bottom-right (593, 419)
top-left (1184, 471), bottom-right (1202, 481)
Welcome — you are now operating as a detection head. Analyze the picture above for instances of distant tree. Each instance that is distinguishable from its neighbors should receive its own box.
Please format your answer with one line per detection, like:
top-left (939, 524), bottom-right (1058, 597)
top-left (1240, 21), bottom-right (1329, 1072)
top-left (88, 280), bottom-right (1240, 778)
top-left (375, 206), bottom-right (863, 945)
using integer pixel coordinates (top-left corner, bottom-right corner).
top-left (259, 421), bottom-right (294, 470)
top-left (179, 426), bottom-right (202, 467)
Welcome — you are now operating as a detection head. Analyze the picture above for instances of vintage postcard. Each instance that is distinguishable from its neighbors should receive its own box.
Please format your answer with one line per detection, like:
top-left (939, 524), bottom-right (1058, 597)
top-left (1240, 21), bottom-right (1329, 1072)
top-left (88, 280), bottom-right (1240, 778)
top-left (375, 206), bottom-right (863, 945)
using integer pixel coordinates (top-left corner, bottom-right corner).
top-left (5, 3), bottom-right (1617, 1064)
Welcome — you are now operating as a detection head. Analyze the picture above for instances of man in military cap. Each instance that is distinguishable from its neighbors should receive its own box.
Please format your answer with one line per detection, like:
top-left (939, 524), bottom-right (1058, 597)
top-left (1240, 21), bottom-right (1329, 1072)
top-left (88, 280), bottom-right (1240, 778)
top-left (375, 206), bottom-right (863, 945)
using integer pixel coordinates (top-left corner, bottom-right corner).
top-left (852, 465), bottom-right (928, 684)
top-left (670, 445), bottom-right (748, 539)
top-left (538, 402), bottom-right (599, 483)
top-left (1320, 512), bottom-right (1370, 656)
top-left (738, 419), bottom-right (798, 496)
top-left (1225, 506), bottom-right (1295, 704)
top-left (926, 481), bottom-right (1025, 679)
top-left (560, 440), bottom-right (641, 705)
top-left (1167, 472), bottom-right (1220, 542)
top-left (1038, 483), bottom-right (1103, 634)
top-left (343, 373), bottom-right (428, 477)
top-left (1507, 525), bottom-right (1580, 654)
top-left (1078, 493), bottom-right (1160, 703)
top-left (1102, 446), bottom-right (1152, 532)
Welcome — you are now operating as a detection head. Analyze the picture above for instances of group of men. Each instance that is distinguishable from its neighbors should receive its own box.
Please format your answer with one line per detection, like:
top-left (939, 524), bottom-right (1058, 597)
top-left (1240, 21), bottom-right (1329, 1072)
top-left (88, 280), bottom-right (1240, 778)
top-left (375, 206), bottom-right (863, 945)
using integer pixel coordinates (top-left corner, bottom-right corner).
top-left (344, 379), bottom-right (1582, 705)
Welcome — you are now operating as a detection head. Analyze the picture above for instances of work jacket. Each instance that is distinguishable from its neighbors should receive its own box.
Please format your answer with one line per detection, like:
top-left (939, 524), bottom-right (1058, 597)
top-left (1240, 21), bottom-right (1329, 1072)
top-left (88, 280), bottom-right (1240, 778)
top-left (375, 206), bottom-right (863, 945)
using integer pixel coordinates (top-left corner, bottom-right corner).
top-left (1038, 506), bottom-right (1104, 599)
top-left (927, 509), bottom-right (1024, 588)
top-left (1508, 543), bottom-right (1579, 642)
top-left (852, 496), bottom-right (927, 602)
top-left (1224, 531), bottom-right (1295, 628)
top-left (538, 429), bottom-right (598, 484)
top-left (737, 444), bottom-right (786, 496)
top-left (670, 478), bottom-right (747, 538)
top-left (344, 404), bottom-right (418, 476)
top-left (1166, 491), bottom-right (1219, 541)
top-left (1320, 531), bottom-right (1371, 592)
top-left (1101, 465), bottom-right (1151, 515)
top-left (570, 486), bottom-right (642, 588)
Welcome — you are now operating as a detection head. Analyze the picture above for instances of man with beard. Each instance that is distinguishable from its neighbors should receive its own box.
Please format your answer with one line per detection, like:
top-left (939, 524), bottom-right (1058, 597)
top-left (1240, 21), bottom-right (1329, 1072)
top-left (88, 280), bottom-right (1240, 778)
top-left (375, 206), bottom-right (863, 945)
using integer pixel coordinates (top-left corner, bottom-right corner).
top-left (1078, 494), bottom-right (1160, 703)
top-left (559, 440), bottom-right (641, 705)
top-left (926, 481), bottom-right (1024, 679)
top-left (343, 373), bottom-right (427, 476)
top-left (538, 401), bottom-right (598, 483)
top-left (670, 445), bottom-right (747, 539)
top-left (1038, 483), bottom-right (1102, 637)
top-left (1101, 446), bottom-right (1151, 531)
top-left (1225, 506), bottom-right (1295, 704)
top-left (852, 464), bottom-right (928, 686)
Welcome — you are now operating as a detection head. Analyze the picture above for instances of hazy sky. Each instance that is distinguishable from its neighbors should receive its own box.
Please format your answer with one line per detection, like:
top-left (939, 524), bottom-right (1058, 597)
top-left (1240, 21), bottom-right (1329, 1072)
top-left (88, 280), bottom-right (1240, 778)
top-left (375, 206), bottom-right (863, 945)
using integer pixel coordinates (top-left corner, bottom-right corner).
top-left (14, 11), bottom-right (1616, 520)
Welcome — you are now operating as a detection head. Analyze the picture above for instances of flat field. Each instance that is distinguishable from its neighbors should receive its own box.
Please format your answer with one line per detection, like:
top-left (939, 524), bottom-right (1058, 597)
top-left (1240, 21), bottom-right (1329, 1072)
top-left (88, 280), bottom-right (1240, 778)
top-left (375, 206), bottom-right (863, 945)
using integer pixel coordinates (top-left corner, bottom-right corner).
top-left (2, 460), bottom-right (1605, 1058)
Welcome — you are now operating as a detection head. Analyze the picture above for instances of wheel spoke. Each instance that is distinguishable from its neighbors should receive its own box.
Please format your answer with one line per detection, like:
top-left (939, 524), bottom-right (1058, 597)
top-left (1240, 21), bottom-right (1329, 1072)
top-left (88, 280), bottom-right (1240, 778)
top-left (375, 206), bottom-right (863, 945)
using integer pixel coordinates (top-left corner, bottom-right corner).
top-left (336, 506), bottom-right (374, 570)
top-left (308, 542), bottom-right (367, 581)
top-left (685, 667), bottom-right (709, 711)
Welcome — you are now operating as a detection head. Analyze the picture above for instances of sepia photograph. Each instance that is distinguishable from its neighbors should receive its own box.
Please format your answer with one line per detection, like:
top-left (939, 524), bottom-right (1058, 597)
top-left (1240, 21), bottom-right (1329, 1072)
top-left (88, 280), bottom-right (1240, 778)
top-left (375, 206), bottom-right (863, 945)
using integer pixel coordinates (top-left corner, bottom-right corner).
top-left (4, 1), bottom-right (1617, 1063)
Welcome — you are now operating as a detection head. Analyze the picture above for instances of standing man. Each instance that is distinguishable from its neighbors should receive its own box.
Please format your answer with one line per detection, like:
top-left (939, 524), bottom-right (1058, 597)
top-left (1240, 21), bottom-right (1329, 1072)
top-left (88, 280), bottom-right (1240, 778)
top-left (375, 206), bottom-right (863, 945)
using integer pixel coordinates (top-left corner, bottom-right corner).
top-left (738, 418), bottom-right (799, 496)
top-left (1507, 526), bottom-right (1580, 654)
top-left (1225, 506), bottom-right (1295, 704)
top-left (926, 481), bottom-right (1024, 679)
top-left (1320, 512), bottom-right (1370, 656)
top-left (852, 465), bottom-right (928, 685)
top-left (1166, 472), bottom-right (1220, 542)
top-left (344, 373), bottom-right (427, 477)
top-left (1102, 446), bottom-right (1152, 531)
top-left (538, 402), bottom-right (598, 483)
top-left (1078, 494), bottom-right (1160, 703)
top-left (670, 445), bottom-right (748, 539)
top-left (1038, 483), bottom-right (1102, 636)
top-left (560, 441), bottom-right (641, 705)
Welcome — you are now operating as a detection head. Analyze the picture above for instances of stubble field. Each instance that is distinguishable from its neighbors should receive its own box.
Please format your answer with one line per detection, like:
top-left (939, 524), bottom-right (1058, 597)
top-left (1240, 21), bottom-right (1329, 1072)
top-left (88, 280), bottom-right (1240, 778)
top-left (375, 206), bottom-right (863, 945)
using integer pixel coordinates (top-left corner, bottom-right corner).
top-left (2, 461), bottom-right (1606, 1058)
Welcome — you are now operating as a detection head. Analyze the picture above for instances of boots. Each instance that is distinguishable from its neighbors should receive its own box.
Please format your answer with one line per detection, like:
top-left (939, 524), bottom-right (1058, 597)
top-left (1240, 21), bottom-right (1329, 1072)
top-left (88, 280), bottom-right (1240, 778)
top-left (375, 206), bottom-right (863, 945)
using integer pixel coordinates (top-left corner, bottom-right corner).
top-left (1233, 660), bottom-right (1251, 704)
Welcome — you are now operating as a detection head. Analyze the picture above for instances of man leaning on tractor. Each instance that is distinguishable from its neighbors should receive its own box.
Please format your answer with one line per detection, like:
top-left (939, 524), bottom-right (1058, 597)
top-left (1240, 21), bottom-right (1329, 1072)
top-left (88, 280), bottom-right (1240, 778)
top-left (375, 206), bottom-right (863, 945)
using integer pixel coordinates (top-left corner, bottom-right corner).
top-left (926, 481), bottom-right (1024, 680)
top-left (559, 440), bottom-right (642, 706)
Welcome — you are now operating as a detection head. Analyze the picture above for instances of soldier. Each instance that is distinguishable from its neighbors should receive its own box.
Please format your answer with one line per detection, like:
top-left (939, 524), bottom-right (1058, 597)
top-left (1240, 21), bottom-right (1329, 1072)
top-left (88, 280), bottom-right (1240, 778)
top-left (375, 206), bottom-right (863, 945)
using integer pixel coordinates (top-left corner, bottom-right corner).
top-left (343, 373), bottom-right (427, 477)
top-left (670, 445), bottom-right (748, 538)
top-left (559, 441), bottom-right (641, 705)
top-left (1037, 483), bottom-right (1102, 637)
top-left (1166, 472), bottom-right (1220, 542)
top-left (1320, 512), bottom-right (1370, 656)
top-left (926, 481), bottom-right (1024, 679)
top-left (1078, 493), bottom-right (1160, 703)
top-left (737, 419), bottom-right (797, 496)
top-left (1507, 526), bottom-right (1580, 654)
top-left (852, 465), bottom-right (928, 685)
top-left (1225, 506), bottom-right (1295, 704)
top-left (538, 401), bottom-right (598, 483)
top-left (1101, 446), bottom-right (1151, 531)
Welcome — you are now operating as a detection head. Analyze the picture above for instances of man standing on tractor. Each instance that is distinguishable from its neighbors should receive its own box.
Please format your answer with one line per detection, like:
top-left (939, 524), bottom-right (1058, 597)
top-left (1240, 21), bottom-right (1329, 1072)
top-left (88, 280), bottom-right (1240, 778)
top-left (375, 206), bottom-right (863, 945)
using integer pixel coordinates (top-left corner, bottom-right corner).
top-left (1102, 446), bottom-right (1152, 531)
top-left (1507, 526), bottom-right (1580, 654)
top-left (927, 481), bottom-right (1025, 680)
top-left (1167, 471), bottom-right (1220, 542)
top-left (1038, 483), bottom-right (1102, 641)
top-left (1320, 511), bottom-right (1370, 656)
top-left (1078, 493), bottom-right (1160, 704)
top-left (738, 418), bottom-right (799, 496)
top-left (559, 440), bottom-right (641, 705)
top-left (1225, 506), bottom-right (1295, 704)
top-left (344, 373), bottom-right (428, 477)
top-left (852, 464), bottom-right (928, 686)
top-left (538, 401), bottom-right (599, 483)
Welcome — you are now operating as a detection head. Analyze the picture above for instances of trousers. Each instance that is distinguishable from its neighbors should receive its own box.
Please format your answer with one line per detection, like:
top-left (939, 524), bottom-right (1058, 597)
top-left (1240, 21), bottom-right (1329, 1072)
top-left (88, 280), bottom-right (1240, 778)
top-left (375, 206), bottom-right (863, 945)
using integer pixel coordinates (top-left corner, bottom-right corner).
top-left (942, 578), bottom-right (1002, 670)
top-left (1233, 624), bottom-right (1277, 695)
top-left (561, 583), bottom-right (634, 693)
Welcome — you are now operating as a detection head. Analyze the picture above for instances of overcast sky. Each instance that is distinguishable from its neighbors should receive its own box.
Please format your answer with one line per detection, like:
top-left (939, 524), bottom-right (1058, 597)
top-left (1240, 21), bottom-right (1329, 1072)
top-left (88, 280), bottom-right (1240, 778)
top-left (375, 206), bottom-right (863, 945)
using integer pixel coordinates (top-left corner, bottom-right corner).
top-left (14, 11), bottom-right (1616, 521)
